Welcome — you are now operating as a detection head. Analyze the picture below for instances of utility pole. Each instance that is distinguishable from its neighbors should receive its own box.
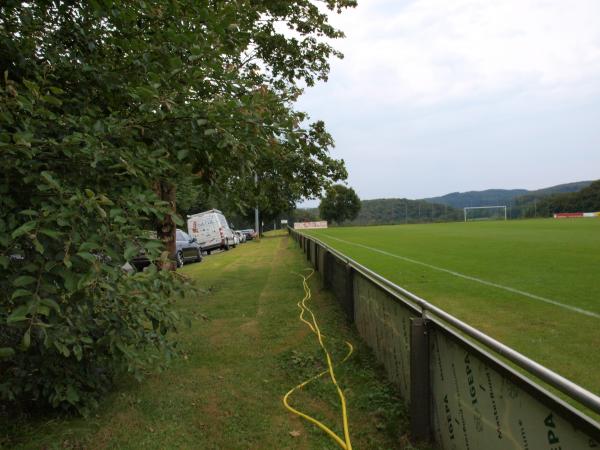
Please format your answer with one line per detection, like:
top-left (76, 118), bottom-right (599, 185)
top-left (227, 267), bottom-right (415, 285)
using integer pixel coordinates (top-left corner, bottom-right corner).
top-left (405, 200), bottom-right (408, 224)
top-left (254, 172), bottom-right (259, 239)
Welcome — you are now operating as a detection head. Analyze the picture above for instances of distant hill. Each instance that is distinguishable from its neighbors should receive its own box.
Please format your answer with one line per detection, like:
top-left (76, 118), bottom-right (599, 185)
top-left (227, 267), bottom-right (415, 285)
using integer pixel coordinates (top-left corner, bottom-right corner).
top-left (534, 180), bottom-right (600, 215)
top-left (294, 180), bottom-right (597, 226)
top-left (424, 181), bottom-right (593, 209)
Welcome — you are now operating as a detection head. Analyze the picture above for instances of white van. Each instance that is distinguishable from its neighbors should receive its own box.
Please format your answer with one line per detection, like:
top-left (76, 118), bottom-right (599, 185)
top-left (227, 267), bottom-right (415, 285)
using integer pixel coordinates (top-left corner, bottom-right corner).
top-left (187, 209), bottom-right (236, 254)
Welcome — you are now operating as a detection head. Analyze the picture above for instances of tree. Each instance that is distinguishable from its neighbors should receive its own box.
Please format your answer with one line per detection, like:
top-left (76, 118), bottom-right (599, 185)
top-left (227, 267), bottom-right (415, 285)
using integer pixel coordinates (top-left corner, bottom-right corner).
top-left (319, 185), bottom-right (361, 224)
top-left (537, 180), bottom-right (600, 215)
top-left (1, 0), bottom-right (355, 414)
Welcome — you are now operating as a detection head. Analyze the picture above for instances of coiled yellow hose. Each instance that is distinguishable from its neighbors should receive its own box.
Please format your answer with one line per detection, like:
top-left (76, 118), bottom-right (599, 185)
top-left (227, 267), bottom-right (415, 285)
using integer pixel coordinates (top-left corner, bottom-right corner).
top-left (283, 270), bottom-right (354, 450)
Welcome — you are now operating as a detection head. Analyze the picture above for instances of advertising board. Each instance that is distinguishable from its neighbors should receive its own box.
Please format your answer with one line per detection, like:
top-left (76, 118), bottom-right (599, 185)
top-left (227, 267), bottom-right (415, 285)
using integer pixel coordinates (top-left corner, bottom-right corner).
top-left (430, 328), bottom-right (598, 450)
top-left (293, 221), bottom-right (328, 229)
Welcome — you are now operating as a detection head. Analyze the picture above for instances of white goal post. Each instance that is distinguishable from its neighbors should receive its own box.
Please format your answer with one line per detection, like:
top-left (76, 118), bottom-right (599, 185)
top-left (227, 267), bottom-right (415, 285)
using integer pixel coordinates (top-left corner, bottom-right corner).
top-left (464, 205), bottom-right (507, 222)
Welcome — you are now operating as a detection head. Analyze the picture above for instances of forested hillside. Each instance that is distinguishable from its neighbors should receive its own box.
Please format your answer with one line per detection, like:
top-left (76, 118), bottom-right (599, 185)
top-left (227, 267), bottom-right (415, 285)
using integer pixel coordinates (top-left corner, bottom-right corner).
top-left (536, 180), bottom-right (600, 215)
top-left (424, 181), bottom-right (592, 209)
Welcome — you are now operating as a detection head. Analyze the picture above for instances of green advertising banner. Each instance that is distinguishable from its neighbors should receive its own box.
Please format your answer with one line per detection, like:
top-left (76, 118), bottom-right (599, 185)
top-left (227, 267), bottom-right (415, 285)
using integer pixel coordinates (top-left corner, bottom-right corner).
top-left (430, 328), bottom-right (599, 450)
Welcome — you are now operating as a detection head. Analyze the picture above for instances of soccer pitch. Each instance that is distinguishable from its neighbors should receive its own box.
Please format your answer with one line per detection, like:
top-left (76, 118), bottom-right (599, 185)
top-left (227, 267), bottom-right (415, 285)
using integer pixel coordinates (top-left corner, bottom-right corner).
top-left (304, 219), bottom-right (600, 397)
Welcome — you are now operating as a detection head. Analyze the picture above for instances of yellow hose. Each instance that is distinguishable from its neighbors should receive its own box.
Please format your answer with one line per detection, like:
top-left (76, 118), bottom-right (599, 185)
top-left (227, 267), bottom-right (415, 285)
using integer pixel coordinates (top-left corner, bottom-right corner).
top-left (283, 270), bottom-right (354, 450)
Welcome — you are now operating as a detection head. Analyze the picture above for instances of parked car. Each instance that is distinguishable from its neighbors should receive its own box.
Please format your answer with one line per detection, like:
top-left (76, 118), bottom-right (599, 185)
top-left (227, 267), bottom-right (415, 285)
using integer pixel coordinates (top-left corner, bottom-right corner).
top-left (175, 229), bottom-right (203, 267)
top-left (234, 230), bottom-right (246, 243)
top-left (241, 229), bottom-right (257, 240)
top-left (129, 229), bottom-right (202, 271)
top-left (187, 209), bottom-right (236, 254)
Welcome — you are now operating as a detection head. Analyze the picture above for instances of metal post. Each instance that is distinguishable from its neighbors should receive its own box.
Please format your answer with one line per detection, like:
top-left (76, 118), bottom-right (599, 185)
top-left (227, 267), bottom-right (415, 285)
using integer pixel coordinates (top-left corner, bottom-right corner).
top-left (322, 250), bottom-right (330, 289)
top-left (254, 173), bottom-right (259, 239)
top-left (410, 317), bottom-right (431, 442)
top-left (344, 264), bottom-right (355, 323)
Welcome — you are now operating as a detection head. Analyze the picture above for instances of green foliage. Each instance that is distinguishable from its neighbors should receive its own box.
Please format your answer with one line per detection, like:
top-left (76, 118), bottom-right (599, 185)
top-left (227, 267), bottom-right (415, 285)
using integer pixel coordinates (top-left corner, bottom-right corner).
top-left (319, 184), bottom-right (361, 224)
top-left (1, 0), bottom-right (354, 414)
top-left (350, 198), bottom-right (460, 225)
top-left (533, 180), bottom-right (600, 216)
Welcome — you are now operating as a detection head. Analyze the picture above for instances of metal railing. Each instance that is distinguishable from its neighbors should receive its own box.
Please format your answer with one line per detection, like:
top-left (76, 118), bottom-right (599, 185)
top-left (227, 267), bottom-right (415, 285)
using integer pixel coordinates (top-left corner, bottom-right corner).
top-left (289, 228), bottom-right (600, 449)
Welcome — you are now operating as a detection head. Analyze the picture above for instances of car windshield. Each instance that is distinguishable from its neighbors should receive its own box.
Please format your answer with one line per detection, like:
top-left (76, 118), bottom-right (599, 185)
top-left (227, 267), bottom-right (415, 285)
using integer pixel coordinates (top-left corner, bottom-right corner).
top-left (177, 230), bottom-right (190, 241)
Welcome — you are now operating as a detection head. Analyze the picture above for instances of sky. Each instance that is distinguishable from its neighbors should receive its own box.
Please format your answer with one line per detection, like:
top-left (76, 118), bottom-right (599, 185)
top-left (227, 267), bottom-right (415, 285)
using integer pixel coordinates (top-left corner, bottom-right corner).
top-left (297, 0), bottom-right (600, 207)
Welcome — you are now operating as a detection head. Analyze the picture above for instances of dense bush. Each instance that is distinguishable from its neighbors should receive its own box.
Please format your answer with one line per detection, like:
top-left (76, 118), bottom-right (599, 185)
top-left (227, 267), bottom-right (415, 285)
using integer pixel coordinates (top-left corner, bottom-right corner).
top-left (0, 72), bottom-right (187, 413)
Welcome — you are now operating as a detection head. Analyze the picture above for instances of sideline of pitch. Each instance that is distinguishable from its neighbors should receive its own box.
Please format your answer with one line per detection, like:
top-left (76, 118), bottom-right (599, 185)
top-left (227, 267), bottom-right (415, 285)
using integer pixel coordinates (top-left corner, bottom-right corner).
top-left (321, 234), bottom-right (600, 320)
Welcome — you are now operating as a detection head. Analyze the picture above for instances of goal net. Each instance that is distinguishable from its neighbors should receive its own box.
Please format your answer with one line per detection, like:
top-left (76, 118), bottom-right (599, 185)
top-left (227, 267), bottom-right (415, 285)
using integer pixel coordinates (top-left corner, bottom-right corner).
top-left (464, 206), bottom-right (507, 222)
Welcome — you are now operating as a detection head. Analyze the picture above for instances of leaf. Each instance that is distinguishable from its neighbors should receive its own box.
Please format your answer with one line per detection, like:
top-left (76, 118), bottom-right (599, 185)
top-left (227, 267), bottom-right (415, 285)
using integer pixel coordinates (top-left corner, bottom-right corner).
top-left (18, 209), bottom-right (39, 216)
top-left (109, 208), bottom-right (124, 218)
top-left (66, 385), bottom-right (79, 404)
top-left (73, 344), bottom-right (82, 361)
top-left (22, 79), bottom-right (39, 95)
top-left (33, 238), bottom-right (44, 254)
top-left (76, 252), bottom-right (97, 263)
top-left (22, 329), bottom-right (31, 349)
top-left (11, 220), bottom-right (37, 239)
top-left (13, 275), bottom-right (36, 287)
top-left (171, 214), bottom-right (184, 226)
top-left (124, 244), bottom-right (139, 260)
top-left (79, 242), bottom-right (98, 252)
top-left (41, 94), bottom-right (62, 106)
top-left (11, 289), bottom-right (31, 300)
top-left (177, 149), bottom-right (189, 160)
top-left (39, 228), bottom-right (62, 240)
top-left (13, 131), bottom-right (33, 147)
top-left (40, 171), bottom-right (61, 190)
top-left (0, 347), bottom-right (15, 359)
top-left (37, 305), bottom-right (50, 316)
top-left (54, 341), bottom-right (70, 357)
top-left (40, 298), bottom-right (61, 313)
top-left (7, 304), bottom-right (29, 323)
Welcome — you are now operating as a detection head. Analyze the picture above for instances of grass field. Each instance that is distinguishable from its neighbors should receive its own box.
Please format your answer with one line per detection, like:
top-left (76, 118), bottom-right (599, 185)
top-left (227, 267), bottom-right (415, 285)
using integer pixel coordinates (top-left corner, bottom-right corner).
top-left (2, 233), bottom-right (415, 449)
top-left (305, 219), bottom-right (600, 398)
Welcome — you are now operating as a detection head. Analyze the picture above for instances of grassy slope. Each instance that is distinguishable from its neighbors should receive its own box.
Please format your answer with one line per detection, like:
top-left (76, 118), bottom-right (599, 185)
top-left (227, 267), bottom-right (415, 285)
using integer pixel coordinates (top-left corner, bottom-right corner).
top-left (3, 233), bottom-right (412, 449)
top-left (306, 219), bottom-right (600, 397)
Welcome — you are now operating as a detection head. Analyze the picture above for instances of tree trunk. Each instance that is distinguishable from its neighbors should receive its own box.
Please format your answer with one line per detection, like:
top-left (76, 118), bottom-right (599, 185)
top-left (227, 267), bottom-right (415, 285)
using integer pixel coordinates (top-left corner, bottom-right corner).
top-left (155, 180), bottom-right (177, 271)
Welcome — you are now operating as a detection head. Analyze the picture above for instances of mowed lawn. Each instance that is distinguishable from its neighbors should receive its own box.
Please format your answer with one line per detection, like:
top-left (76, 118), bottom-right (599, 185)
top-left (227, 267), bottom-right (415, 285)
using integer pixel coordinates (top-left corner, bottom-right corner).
top-left (2, 233), bottom-right (410, 449)
top-left (306, 219), bottom-right (600, 397)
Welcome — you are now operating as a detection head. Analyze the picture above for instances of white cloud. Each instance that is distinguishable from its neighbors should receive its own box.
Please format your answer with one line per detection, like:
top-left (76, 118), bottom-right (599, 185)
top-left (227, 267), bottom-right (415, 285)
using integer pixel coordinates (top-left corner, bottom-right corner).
top-left (325, 0), bottom-right (600, 106)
